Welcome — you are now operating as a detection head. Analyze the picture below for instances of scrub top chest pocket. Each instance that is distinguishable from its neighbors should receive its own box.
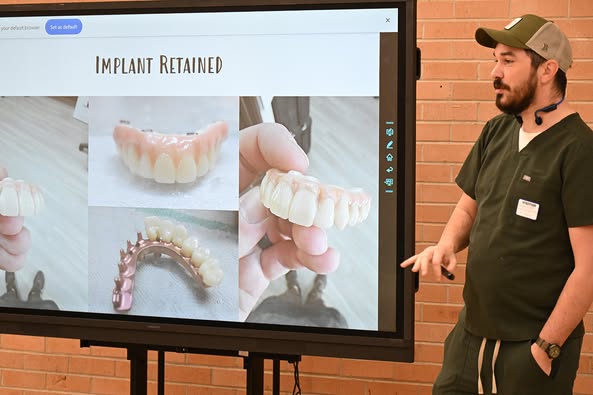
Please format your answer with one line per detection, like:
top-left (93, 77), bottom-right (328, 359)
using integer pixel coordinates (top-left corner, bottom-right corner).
top-left (509, 167), bottom-right (561, 230)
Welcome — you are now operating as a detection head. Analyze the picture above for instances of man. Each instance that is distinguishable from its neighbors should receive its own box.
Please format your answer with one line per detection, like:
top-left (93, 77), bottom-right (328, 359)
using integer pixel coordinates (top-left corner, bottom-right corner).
top-left (402, 14), bottom-right (593, 394)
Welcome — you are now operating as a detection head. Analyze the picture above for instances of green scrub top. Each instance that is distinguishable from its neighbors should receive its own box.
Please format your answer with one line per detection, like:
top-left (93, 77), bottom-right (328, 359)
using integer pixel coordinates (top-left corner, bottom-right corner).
top-left (456, 113), bottom-right (593, 340)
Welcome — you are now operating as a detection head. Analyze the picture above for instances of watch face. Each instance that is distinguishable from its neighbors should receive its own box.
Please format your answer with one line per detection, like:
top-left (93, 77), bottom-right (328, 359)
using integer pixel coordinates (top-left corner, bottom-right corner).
top-left (548, 345), bottom-right (561, 359)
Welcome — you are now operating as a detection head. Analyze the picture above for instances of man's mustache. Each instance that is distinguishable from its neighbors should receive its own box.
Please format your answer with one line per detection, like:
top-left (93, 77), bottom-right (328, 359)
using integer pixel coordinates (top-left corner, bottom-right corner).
top-left (493, 79), bottom-right (510, 90)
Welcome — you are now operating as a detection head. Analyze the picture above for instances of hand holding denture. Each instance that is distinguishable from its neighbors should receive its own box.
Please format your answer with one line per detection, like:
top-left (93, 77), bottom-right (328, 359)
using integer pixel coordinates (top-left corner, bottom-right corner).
top-left (238, 123), bottom-right (340, 320)
top-left (0, 168), bottom-right (33, 271)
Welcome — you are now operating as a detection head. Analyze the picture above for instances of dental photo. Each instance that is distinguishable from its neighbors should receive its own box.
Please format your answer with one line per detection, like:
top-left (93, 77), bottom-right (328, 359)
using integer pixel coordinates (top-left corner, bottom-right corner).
top-left (87, 96), bottom-right (239, 211)
top-left (88, 207), bottom-right (239, 321)
top-left (239, 96), bottom-right (379, 330)
top-left (0, 97), bottom-right (88, 312)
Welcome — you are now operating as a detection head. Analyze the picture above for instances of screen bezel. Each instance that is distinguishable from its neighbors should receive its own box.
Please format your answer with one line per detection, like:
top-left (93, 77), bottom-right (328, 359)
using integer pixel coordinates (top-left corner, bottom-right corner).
top-left (0, 0), bottom-right (416, 362)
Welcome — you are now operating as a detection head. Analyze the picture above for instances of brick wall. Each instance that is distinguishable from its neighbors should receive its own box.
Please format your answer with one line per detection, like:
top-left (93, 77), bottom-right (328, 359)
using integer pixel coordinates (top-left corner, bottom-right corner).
top-left (1, 0), bottom-right (592, 394)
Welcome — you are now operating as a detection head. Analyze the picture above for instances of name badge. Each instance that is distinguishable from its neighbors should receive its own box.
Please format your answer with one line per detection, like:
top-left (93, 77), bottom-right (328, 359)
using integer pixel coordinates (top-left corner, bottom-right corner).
top-left (516, 198), bottom-right (539, 220)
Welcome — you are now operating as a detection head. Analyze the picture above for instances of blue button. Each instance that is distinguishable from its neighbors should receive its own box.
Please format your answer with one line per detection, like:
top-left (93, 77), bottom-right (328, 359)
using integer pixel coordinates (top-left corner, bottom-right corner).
top-left (45, 19), bottom-right (83, 35)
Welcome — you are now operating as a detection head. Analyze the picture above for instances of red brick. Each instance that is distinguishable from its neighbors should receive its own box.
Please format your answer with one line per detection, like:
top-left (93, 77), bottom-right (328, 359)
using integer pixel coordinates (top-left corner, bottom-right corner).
top-left (478, 102), bottom-right (503, 122)
top-left (186, 387), bottom-right (238, 395)
top-left (455, 0), bottom-right (510, 18)
top-left (574, 374), bottom-right (593, 395)
top-left (419, 183), bottom-right (463, 204)
top-left (45, 337), bottom-right (89, 355)
top-left (416, 163), bottom-right (453, 182)
top-left (451, 41), bottom-right (495, 61)
top-left (423, 303), bottom-right (463, 324)
top-left (0, 335), bottom-right (44, 353)
top-left (90, 376), bottom-right (129, 395)
top-left (570, 0), bottom-right (593, 17)
top-left (299, 356), bottom-right (341, 375)
top-left (69, 356), bottom-right (116, 376)
top-left (447, 284), bottom-right (465, 304)
top-left (416, 283), bottom-right (448, 303)
top-left (1, 370), bottom-right (45, 389)
top-left (23, 354), bottom-right (68, 372)
top-left (583, 334), bottom-right (593, 353)
top-left (578, 355), bottom-right (591, 374)
top-left (416, 203), bottom-right (453, 223)
top-left (422, 61), bottom-right (479, 80)
top-left (557, 19), bottom-right (593, 38)
top-left (415, 342), bottom-right (444, 363)
top-left (450, 123), bottom-right (482, 142)
top-left (421, 102), bottom-right (479, 122)
top-left (416, 123), bottom-right (451, 142)
top-left (510, 0), bottom-right (569, 18)
top-left (89, 346), bottom-right (127, 359)
top-left (418, 81), bottom-right (452, 100)
top-left (299, 375), bottom-right (366, 395)
top-left (418, 40), bottom-right (453, 60)
top-left (185, 354), bottom-right (240, 368)
top-left (342, 359), bottom-right (393, 379)
top-left (423, 21), bottom-right (480, 39)
top-left (211, 367), bottom-right (244, 388)
top-left (366, 380), bottom-right (420, 394)
top-left (415, 322), bottom-right (454, 342)
top-left (46, 373), bottom-right (91, 393)
top-left (0, 351), bottom-right (24, 369)
top-left (165, 365), bottom-right (211, 385)
top-left (418, 1), bottom-right (455, 19)
top-left (421, 142), bottom-right (473, 162)
top-left (392, 362), bottom-right (442, 383)
top-left (452, 81), bottom-right (495, 100)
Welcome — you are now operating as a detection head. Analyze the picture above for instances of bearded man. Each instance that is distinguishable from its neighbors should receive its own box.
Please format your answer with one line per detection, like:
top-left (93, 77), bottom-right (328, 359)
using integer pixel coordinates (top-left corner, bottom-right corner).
top-left (402, 14), bottom-right (593, 395)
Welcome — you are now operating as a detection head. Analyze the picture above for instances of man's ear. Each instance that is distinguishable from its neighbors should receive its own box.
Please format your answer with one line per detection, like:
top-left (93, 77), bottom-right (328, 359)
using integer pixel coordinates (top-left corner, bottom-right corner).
top-left (540, 59), bottom-right (559, 85)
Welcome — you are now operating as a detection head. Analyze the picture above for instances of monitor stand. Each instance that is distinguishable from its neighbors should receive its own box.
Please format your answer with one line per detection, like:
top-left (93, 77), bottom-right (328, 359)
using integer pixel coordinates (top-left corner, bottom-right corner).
top-left (80, 340), bottom-right (300, 395)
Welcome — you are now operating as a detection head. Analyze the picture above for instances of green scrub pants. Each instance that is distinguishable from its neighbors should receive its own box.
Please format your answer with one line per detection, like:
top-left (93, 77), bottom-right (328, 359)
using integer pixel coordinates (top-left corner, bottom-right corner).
top-left (433, 318), bottom-right (582, 395)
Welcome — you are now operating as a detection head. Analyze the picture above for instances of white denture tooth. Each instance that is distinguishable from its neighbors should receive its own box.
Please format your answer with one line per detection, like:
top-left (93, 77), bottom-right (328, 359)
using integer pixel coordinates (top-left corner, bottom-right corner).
top-left (16, 182), bottom-right (35, 216)
top-left (288, 189), bottom-right (317, 227)
top-left (207, 147), bottom-right (217, 170)
top-left (313, 197), bottom-right (335, 229)
top-left (259, 173), bottom-right (269, 202)
top-left (262, 179), bottom-right (276, 207)
top-left (137, 153), bottom-right (153, 179)
top-left (176, 155), bottom-right (197, 183)
top-left (154, 153), bottom-right (176, 184)
top-left (361, 201), bottom-right (371, 220)
top-left (199, 259), bottom-right (223, 287)
top-left (144, 216), bottom-right (161, 241)
top-left (159, 219), bottom-right (174, 242)
top-left (195, 154), bottom-right (209, 177)
top-left (287, 170), bottom-right (303, 177)
top-left (190, 246), bottom-right (210, 267)
top-left (126, 145), bottom-right (140, 174)
top-left (348, 203), bottom-right (360, 226)
top-left (32, 188), bottom-right (44, 215)
top-left (181, 236), bottom-right (199, 258)
top-left (269, 183), bottom-right (294, 219)
top-left (334, 198), bottom-right (350, 230)
top-left (0, 182), bottom-right (19, 216)
top-left (172, 224), bottom-right (188, 247)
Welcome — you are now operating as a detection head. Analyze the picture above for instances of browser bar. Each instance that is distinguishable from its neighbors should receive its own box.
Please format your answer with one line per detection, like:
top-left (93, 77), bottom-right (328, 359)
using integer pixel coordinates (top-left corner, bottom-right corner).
top-left (0, 8), bottom-right (398, 39)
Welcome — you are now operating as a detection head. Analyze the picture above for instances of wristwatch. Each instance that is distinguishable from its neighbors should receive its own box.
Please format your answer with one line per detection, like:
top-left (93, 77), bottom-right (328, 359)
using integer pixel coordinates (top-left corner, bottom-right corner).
top-left (535, 337), bottom-right (561, 359)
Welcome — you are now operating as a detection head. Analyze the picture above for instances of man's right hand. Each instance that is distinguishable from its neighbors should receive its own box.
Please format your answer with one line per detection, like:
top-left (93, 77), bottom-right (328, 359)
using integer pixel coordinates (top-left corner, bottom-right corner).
top-left (400, 244), bottom-right (457, 281)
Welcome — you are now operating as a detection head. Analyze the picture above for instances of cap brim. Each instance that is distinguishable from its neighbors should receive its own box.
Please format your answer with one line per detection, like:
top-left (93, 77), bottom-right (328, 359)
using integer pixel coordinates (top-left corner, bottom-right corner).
top-left (475, 27), bottom-right (530, 49)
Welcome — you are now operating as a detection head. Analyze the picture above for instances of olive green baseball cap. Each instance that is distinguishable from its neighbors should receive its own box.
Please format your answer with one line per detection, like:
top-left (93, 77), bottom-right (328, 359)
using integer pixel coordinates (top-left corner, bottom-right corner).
top-left (475, 14), bottom-right (572, 72)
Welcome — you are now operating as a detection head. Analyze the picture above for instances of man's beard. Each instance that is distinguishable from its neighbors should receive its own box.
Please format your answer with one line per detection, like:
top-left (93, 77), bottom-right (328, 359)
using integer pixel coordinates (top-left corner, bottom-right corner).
top-left (494, 71), bottom-right (537, 115)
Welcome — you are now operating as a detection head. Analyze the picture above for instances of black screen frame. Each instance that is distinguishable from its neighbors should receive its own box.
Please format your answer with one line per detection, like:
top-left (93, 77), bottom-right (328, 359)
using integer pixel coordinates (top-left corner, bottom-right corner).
top-left (0, 0), bottom-right (417, 362)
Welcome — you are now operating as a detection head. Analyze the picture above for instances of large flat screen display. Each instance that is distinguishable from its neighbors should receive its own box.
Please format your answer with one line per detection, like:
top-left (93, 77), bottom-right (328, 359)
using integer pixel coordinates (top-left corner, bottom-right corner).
top-left (0, 0), bottom-right (417, 362)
